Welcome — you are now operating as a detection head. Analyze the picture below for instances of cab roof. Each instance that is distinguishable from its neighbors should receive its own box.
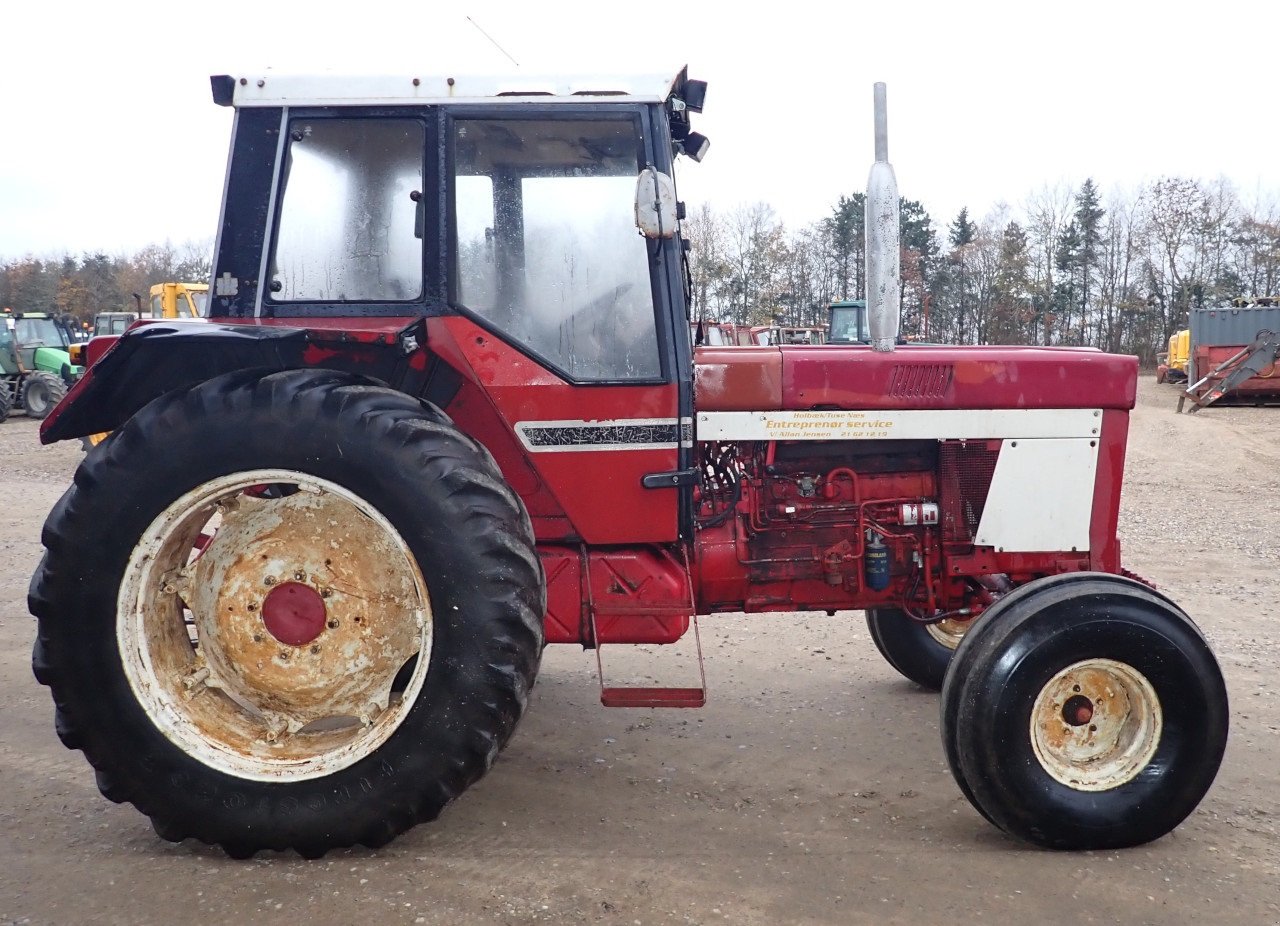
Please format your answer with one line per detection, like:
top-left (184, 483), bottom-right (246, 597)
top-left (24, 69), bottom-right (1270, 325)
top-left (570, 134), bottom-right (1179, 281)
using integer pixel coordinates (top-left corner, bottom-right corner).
top-left (212, 71), bottom-right (685, 108)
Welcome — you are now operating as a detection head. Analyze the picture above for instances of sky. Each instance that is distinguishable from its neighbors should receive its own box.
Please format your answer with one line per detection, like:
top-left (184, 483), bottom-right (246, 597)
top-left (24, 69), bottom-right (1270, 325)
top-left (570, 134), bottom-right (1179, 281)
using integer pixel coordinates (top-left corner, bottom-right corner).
top-left (1, 0), bottom-right (1276, 260)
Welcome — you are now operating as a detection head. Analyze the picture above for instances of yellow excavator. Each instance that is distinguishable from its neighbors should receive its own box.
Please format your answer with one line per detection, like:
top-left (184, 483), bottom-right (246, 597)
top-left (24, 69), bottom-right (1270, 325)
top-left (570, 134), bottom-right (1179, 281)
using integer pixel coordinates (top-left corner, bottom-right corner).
top-left (90, 282), bottom-right (209, 337)
top-left (1156, 328), bottom-right (1189, 384)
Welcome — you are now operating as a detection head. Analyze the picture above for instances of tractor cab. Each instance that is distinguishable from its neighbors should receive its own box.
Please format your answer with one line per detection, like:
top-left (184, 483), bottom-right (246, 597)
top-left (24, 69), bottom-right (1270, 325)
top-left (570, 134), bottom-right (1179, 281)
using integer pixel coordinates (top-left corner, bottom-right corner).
top-left (171, 70), bottom-right (707, 543)
top-left (827, 299), bottom-right (870, 344)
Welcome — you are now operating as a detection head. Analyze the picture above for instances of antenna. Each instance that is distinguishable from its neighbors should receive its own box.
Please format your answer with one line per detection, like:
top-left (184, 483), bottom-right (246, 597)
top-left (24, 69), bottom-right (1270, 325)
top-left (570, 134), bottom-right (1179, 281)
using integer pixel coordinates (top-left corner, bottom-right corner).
top-left (466, 16), bottom-right (520, 68)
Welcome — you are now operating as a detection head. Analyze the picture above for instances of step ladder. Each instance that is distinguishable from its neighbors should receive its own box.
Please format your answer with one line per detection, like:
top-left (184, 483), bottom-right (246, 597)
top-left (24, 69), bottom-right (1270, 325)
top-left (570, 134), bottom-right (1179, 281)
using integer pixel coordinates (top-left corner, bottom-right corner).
top-left (589, 550), bottom-right (706, 708)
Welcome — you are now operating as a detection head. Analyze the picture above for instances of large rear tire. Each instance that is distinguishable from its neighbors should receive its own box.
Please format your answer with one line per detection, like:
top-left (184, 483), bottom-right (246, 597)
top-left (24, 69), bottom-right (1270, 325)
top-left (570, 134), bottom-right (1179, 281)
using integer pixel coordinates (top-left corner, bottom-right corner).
top-left (30, 369), bottom-right (545, 857)
top-left (940, 573), bottom-right (1227, 849)
top-left (21, 371), bottom-right (67, 419)
top-left (0, 380), bottom-right (12, 421)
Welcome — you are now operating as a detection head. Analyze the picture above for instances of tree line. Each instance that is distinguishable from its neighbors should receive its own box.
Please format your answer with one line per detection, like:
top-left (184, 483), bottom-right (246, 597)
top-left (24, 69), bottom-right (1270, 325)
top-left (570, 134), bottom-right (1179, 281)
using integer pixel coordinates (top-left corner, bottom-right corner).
top-left (0, 241), bottom-right (212, 327)
top-left (685, 176), bottom-right (1280, 361)
top-left (4, 174), bottom-right (1278, 362)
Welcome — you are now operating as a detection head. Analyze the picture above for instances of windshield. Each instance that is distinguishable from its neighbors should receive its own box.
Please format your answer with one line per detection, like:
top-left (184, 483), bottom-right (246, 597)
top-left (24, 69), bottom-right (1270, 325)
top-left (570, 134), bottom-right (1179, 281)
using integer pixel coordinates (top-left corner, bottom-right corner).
top-left (16, 318), bottom-right (68, 349)
top-left (452, 115), bottom-right (660, 382)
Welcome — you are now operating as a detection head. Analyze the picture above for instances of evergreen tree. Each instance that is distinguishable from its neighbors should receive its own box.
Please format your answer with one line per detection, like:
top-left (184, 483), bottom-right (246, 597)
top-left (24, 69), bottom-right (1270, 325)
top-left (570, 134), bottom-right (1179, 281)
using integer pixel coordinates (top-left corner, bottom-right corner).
top-left (993, 221), bottom-right (1032, 343)
top-left (1072, 179), bottom-right (1105, 342)
top-left (947, 207), bottom-right (977, 341)
top-left (823, 194), bottom-right (865, 300)
top-left (899, 199), bottom-right (938, 338)
top-left (1053, 220), bottom-right (1083, 342)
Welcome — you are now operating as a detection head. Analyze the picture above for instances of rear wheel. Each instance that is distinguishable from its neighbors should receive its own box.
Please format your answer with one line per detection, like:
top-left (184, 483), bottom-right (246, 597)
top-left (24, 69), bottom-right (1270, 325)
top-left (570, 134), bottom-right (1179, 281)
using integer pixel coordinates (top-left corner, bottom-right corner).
top-left (0, 379), bottom-right (12, 421)
top-left (866, 607), bottom-right (973, 691)
top-left (21, 371), bottom-right (67, 419)
top-left (940, 573), bottom-right (1227, 849)
top-left (30, 369), bottom-right (545, 857)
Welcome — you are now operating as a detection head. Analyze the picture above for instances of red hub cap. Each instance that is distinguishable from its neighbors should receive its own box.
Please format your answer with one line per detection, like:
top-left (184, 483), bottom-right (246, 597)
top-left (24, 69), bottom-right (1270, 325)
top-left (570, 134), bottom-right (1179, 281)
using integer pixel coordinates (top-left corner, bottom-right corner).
top-left (1062, 694), bottom-right (1095, 727)
top-left (261, 582), bottom-right (327, 646)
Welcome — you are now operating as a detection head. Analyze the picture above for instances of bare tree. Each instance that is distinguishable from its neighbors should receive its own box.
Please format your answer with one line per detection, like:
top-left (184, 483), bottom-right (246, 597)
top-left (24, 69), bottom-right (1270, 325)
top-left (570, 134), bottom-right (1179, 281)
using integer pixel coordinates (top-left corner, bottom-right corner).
top-left (1022, 182), bottom-right (1076, 344)
top-left (723, 203), bottom-right (785, 325)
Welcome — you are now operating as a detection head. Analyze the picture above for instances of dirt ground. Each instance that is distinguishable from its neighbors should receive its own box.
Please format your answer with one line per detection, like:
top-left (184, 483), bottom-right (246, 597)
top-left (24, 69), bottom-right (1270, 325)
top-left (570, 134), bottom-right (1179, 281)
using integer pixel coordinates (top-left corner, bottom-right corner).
top-left (0, 378), bottom-right (1276, 926)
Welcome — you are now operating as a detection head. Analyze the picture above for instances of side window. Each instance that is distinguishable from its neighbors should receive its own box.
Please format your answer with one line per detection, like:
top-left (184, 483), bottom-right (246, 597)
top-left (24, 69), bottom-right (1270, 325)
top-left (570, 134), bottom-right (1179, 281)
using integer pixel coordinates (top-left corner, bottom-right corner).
top-left (271, 118), bottom-right (425, 303)
top-left (150, 295), bottom-right (163, 318)
top-left (452, 117), bottom-right (661, 382)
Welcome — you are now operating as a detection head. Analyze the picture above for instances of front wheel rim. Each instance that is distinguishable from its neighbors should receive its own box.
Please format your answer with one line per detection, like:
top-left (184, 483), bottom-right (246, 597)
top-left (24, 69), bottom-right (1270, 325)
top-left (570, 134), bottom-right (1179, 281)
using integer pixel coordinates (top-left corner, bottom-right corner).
top-left (118, 469), bottom-right (432, 783)
top-left (925, 616), bottom-right (972, 650)
top-left (1029, 658), bottom-right (1162, 792)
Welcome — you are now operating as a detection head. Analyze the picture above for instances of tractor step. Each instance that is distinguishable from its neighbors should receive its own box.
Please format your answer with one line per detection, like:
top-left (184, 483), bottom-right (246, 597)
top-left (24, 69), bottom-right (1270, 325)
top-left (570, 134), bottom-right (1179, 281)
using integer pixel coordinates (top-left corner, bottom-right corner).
top-left (592, 612), bottom-right (707, 709)
top-left (600, 686), bottom-right (707, 708)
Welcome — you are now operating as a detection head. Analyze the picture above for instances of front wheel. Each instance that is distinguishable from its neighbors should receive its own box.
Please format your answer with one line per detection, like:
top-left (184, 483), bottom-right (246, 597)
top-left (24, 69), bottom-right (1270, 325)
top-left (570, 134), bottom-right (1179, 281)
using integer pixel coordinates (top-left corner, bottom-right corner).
top-left (940, 573), bottom-right (1227, 849)
top-left (865, 607), bottom-right (972, 691)
top-left (21, 371), bottom-right (67, 419)
top-left (30, 369), bottom-right (545, 857)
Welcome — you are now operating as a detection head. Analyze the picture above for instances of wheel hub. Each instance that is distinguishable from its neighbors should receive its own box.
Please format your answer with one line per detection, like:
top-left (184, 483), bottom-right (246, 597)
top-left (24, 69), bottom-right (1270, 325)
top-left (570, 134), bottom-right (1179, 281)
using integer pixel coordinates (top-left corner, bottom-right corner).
top-left (117, 469), bottom-right (432, 781)
top-left (261, 582), bottom-right (327, 646)
top-left (1062, 693), bottom-right (1095, 726)
top-left (1030, 658), bottom-right (1162, 792)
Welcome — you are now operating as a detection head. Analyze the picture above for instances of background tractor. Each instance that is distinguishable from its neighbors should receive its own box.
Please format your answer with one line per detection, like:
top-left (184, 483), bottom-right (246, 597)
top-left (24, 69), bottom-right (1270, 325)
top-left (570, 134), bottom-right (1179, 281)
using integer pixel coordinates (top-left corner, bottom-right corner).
top-left (30, 71), bottom-right (1227, 859)
top-left (827, 298), bottom-right (870, 344)
top-left (1, 311), bottom-right (82, 420)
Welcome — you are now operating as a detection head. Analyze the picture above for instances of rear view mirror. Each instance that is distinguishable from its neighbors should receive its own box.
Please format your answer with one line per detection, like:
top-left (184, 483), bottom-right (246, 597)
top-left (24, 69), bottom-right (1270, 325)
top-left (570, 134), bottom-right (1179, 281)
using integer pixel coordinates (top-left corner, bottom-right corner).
top-left (635, 168), bottom-right (677, 239)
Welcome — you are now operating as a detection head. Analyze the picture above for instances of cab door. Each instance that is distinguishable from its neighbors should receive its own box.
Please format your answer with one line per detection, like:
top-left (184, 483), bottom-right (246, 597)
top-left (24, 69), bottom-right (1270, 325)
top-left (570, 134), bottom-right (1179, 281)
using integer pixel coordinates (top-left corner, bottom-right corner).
top-left (439, 108), bottom-right (689, 545)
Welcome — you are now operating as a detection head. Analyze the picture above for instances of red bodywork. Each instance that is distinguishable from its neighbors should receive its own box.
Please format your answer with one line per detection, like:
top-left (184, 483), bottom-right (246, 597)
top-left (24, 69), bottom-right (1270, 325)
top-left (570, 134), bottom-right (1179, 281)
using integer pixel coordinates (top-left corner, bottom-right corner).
top-left (424, 318), bottom-right (1134, 647)
top-left (55, 314), bottom-right (1139, 652)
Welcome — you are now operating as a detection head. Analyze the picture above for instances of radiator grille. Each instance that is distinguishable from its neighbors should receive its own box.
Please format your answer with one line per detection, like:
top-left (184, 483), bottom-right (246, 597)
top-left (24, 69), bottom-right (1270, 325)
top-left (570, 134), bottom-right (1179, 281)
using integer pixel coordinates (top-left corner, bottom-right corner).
top-left (939, 441), bottom-right (1000, 541)
top-left (889, 363), bottom-right (954, 399)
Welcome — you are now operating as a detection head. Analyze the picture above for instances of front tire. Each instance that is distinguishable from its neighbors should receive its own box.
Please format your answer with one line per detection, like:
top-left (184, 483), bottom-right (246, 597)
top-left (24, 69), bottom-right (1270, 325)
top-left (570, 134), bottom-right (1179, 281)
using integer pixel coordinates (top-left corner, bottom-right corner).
top-left (866, 607), bottom-right (972, 691)
top-left (21, 371), bottom-right (67, 419)
top-left (30, 369), bottom-right (545, 857)
top-left (940, 573), bottom-right (1227, 849)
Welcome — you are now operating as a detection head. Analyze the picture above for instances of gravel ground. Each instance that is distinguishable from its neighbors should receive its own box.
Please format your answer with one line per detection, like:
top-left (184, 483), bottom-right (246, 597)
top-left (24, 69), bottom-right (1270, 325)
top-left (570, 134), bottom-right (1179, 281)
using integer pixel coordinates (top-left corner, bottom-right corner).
top-left (0, 378), bottom-right (1276, 925)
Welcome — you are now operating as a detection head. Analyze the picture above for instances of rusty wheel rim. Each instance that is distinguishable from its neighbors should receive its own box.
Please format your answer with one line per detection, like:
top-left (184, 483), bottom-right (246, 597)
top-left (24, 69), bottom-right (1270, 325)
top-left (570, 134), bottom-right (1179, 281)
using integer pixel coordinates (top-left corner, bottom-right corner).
top-left (118, 470), bottom-right (432, 782)
top-left (925, 616), bottom-right (970, 651)
top-left (1029, 658), bottom-right (1162, 792)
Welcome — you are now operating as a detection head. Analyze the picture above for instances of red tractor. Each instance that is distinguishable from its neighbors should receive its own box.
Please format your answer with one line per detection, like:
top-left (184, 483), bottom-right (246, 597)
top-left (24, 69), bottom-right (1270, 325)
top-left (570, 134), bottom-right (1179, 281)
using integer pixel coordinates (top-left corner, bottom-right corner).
top-left (31, 70), bottom-right (1227, 858)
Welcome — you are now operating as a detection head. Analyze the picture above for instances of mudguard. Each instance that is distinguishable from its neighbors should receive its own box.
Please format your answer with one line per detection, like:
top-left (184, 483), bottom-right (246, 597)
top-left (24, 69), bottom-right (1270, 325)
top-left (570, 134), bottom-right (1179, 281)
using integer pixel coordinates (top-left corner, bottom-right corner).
top-left (40, 318), bottom-right (425, 444)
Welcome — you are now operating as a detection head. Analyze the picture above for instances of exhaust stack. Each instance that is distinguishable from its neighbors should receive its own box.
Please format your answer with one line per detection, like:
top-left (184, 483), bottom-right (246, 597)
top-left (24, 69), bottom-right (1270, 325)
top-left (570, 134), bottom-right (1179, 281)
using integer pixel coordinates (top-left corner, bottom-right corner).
top-left (865, 82), bottom-right (900, 352)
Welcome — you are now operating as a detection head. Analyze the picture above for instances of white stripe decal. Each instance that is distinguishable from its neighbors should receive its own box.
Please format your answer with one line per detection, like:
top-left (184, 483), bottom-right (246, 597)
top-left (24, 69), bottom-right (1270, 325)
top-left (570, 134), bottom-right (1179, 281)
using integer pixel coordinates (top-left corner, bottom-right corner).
top-left (696, 408), bottom-right (1102, 441)
top-left (515, 418), bottom-right (682, 453)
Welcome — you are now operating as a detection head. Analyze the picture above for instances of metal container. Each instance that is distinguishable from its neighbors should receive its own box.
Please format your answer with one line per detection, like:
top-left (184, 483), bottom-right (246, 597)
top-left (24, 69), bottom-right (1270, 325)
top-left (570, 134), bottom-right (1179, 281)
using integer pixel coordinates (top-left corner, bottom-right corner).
top-left (1190, 304), bottom-right (1280, 347)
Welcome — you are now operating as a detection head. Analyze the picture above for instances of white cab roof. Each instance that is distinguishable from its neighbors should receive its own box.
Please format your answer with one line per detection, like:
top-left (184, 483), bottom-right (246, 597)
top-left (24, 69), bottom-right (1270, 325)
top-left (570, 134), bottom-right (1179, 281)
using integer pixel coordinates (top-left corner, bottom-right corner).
top-left (218, 72), bottom-right (683, 107)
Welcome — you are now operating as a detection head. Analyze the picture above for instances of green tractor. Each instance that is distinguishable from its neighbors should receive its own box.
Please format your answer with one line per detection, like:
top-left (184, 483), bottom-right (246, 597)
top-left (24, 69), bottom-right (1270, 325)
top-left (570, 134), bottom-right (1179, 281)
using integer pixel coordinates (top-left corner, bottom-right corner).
top-left (0, 312), bottom-right (83, 420)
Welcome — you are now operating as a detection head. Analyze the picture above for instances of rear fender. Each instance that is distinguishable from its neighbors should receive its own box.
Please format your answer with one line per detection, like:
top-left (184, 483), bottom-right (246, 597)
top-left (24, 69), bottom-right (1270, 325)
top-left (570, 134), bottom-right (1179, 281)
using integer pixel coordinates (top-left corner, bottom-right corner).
top-left (40, 318), bottom-right (426, 445)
